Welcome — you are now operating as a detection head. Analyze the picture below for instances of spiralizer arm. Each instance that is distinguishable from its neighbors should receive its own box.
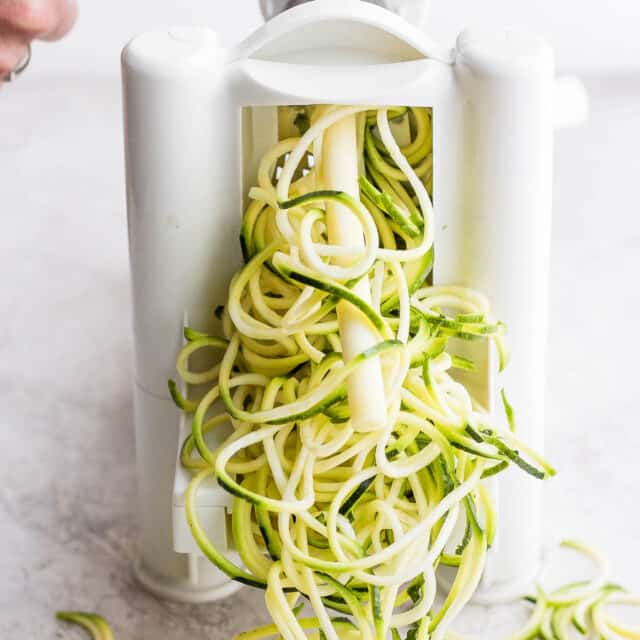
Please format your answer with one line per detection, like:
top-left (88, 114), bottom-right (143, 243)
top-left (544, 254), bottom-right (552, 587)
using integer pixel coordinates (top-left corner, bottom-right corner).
top-left (122, 27), bottom-right (242, 601)
top-left (446, 29), bottom-right (555, 601)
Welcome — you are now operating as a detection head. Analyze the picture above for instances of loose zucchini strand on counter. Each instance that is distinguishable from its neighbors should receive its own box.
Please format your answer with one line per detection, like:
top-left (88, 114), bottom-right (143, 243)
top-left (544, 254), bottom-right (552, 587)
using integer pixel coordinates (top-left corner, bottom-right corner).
top-left (56, 612), bottom-right (114, 640)
top-left (171, 105), bottom-right (554, 640)
top-left (492, 541), bottom-right (634, 640)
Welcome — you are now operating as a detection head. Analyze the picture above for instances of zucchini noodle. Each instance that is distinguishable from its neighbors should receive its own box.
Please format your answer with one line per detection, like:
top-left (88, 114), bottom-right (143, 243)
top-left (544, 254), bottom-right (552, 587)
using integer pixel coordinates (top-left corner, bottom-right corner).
top-left (170, 104), bottom-right (556, 640)
top-left (56, 612), bottom-right (114, 640)
top-left (487, 541), bottom-right (635, 640)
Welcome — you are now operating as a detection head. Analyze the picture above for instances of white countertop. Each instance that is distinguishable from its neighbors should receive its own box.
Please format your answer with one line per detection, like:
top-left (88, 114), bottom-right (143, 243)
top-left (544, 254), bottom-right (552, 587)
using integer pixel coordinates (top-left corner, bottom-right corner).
top-left (1, 73), bottom-right (639, 638)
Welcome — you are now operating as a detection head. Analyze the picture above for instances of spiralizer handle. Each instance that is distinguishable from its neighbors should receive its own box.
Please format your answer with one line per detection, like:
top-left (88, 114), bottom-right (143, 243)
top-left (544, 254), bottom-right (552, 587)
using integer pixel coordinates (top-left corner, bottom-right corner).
top-left (554, 75), bottom-right (589, 128)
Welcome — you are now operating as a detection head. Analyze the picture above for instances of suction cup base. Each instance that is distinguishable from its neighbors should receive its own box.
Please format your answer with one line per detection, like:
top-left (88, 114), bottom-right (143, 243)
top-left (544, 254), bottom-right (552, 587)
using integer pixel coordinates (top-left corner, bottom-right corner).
top-left (133, 557), bottom-right (242, 604)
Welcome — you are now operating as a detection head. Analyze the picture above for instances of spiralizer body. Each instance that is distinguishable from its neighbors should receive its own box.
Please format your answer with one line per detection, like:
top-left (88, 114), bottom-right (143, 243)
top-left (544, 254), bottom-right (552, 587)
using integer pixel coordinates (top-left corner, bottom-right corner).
top-left (122, 0), bottom-right (586, 604)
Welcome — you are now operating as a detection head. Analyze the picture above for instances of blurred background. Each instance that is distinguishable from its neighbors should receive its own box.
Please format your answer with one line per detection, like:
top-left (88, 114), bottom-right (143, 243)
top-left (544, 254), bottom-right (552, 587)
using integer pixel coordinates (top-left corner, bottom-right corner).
top-left (23, 0), bottom-right (640, 77)
top-left (1, 0), bottom-right (639, 638)
top-left (22, 0), bottom-right (640, 76)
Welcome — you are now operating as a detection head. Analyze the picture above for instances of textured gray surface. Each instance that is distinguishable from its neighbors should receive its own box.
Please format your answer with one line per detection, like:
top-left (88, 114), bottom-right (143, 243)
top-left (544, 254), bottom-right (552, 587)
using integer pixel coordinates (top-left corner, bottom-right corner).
top-left (1, 74), bottom-right (639, 638)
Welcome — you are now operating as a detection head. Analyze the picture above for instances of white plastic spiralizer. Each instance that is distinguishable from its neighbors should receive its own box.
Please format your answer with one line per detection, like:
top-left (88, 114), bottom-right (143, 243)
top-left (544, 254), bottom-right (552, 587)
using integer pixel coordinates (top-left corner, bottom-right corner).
top-left (121, 0), bottom-right (587, 605)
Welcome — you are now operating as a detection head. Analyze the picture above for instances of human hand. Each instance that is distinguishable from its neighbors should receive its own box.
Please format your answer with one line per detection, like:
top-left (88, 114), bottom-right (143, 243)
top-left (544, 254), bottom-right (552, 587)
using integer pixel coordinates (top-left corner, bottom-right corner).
top-left (0, 0), bottom-right (77, 79)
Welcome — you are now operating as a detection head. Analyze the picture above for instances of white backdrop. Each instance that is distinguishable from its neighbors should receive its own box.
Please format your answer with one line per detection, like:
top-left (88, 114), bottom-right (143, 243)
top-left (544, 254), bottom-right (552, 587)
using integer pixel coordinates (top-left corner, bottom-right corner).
top-left (29, 0), bottom-right (640, 78)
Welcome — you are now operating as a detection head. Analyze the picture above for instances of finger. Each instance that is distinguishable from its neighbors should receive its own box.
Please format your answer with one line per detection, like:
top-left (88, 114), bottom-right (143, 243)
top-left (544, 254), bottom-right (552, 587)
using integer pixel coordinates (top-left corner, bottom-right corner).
top-left (0, 0), bottom-right (77, 41)
top-left (38, 0), bottom-right (77, 41)
top-left (0, 33), bottom-right (29, 78)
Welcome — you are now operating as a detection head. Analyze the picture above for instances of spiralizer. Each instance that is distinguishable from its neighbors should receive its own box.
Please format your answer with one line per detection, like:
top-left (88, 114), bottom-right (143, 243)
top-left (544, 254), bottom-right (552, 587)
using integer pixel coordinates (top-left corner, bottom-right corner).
top-left (122, 0), bottom-right (587, 606)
